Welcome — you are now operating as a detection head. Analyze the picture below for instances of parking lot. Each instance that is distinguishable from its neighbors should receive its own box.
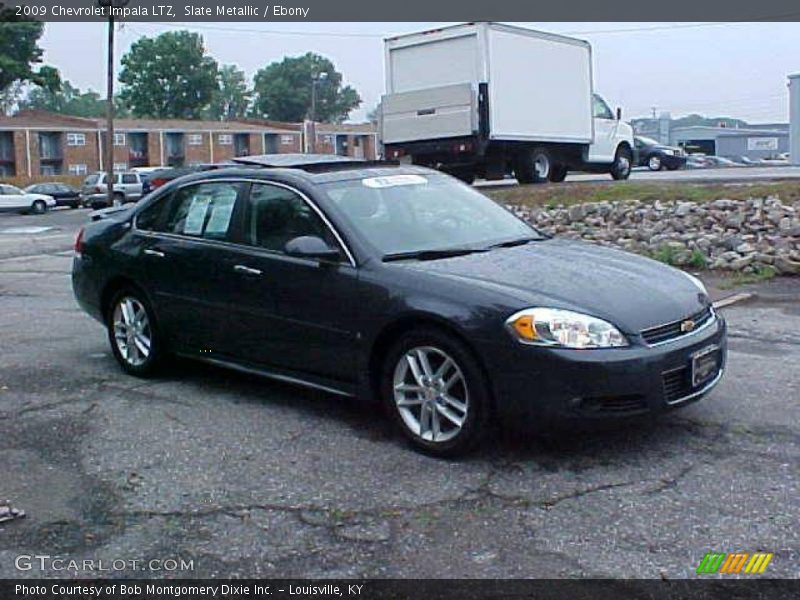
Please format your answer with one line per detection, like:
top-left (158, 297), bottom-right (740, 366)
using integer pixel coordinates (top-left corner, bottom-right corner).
top-left (0, 205), bottom-right (798, 579)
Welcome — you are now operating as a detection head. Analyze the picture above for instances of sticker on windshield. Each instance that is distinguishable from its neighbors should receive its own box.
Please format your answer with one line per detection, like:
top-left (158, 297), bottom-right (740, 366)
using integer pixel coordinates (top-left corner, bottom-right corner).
top-left (362, 175), bottom-right (427, 188)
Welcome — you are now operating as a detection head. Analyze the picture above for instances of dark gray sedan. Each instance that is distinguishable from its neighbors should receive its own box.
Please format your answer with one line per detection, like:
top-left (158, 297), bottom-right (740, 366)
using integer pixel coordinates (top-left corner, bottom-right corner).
top-left (72, 156), bottom-right (726, 456)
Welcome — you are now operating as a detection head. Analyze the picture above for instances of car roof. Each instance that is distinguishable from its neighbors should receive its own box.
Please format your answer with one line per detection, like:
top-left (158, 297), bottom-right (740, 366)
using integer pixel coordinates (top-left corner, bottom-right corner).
top-left (168, 159), bottom-right (435, 186)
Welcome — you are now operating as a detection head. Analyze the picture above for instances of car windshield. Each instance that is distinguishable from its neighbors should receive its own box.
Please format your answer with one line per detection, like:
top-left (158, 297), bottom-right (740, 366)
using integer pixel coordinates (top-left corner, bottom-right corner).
top-left (322, 173), bottom-right (543, 258)
top-left (4, 185), bottom-right (23, 195)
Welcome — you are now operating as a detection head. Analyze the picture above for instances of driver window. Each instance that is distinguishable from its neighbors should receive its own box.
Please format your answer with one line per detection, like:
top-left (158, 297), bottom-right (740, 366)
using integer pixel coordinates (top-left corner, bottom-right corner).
top-left (592, 94), bottom-right (614, 120)
top-left (246, 183), bottom-right (338, 256)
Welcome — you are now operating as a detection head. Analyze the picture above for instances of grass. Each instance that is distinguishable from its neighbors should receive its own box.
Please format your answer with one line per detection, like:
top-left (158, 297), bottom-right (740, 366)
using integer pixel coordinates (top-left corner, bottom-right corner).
top-left (648, 245), bottom-right (709, 270)
top-left (717, 265), bottom-right (778, 289)
top-left (484, 179), bottom-right (800, 208)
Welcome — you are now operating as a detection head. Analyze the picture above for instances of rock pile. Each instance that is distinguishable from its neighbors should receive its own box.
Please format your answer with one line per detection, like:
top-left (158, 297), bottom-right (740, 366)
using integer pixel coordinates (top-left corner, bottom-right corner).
top-left (507, 196), bottom-right (800, 275)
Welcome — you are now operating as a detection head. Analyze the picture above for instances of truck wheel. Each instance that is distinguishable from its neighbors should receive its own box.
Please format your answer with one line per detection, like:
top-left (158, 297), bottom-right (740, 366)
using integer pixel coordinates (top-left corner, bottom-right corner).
top-left (446, 168), bottom-right (476, 185)
top-left (549, 164), bottom-right (568, 183)
top-left (610, 146), bottom-right (633, 180)
top-left (514, 147), bottom-right (552, 184)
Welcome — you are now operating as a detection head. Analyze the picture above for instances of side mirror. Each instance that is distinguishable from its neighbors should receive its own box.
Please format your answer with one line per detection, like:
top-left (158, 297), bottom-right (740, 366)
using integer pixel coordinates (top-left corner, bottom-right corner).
top-left (284, 235), bottom-right (341, 262)
top-left (616, 107), bottom-right (622, 121)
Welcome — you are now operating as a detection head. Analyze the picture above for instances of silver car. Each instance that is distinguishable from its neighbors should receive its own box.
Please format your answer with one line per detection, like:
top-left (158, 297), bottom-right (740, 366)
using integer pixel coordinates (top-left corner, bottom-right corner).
top-left (81, 172), bottom-right (145, 209)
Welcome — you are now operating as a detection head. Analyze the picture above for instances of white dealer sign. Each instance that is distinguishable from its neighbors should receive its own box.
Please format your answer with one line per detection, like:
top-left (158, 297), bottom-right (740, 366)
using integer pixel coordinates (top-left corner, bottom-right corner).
top-left (747, 137), bottom-right (779, 151)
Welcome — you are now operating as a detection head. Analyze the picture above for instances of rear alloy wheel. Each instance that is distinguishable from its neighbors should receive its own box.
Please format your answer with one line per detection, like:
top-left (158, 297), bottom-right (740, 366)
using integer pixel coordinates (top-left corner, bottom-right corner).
top-left (383, 328), bottom-right (489, 456)
top-left (648, 155), bottom-right (663, 171)
top-left (112, 193), bottom-right (125, 207)
top-left (31, 200), bottom-right (47, 215)
top-left (611, 146), bottom-right (633, 180)
top-left (514, 147), bottom-right (552, 184)
top-left (107, 289), bottom-right (162, 377)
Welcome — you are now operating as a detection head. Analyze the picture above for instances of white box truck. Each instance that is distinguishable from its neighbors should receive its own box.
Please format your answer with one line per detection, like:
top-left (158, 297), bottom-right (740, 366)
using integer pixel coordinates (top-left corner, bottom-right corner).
top-left (380, 22), bottom-right (634, 184)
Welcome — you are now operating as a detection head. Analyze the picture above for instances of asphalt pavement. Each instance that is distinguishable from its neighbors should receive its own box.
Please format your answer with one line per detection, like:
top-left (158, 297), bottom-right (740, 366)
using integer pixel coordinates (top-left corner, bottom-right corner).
top-left (0, 206), bottom-right (798, 579)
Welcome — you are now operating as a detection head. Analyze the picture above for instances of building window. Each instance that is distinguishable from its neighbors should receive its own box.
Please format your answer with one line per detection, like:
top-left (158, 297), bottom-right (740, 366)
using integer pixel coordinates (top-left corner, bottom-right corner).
top-left (280, 135), bottom-right (295, 145)
top-left (68, 164), bottom-right (88, 176)
top-left (188, 133), bottom-right (204, 146)
top-left (318, 134), bottom-right (333, 145)
top-left (218, 134), bottom-right (233, 145)
top-left (66, 133), bottom-right (86, 146)
top-left (113, 162), bottom-right (128, 172)
top-left (113, 132), bottom-right (126, 146)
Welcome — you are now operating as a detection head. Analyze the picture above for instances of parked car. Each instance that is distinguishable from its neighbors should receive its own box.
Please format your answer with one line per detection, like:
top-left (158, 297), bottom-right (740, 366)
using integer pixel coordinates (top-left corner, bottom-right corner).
top-left (24, 182), bottom-right (81, 209)
top-left (147, 163), bottom-right (239, 191)
top-left (81, 172), bottom-right (145, 209)
top-left (634, 136), bottom-right (687, 171)
top-left (0, 184), bottom-right (56, 214)
top-left (72, 155), bottom-right (727, 456)
top-left (685, 154), bottom-right (711, 169)
top-left (703, 156), bottom-right (743, 168)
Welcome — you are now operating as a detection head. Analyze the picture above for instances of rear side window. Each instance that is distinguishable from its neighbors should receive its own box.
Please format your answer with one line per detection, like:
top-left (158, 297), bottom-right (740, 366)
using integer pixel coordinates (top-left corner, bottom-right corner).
top-left (246, 183), bottom-right (336, 254)
top-left (161, 182), bottom-right (241, 240)
top-left (84, 174), bottom-right (100, 186)
top-left (121, 174), bottom-right (138, 184)
top-left (136, 197), bottom-right (168, 231)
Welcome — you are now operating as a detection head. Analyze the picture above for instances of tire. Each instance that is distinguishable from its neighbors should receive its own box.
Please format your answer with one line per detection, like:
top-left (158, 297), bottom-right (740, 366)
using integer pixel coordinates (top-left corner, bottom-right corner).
top-left (112, 192), bottom-right (125, 207)
top-left (514, 146), bottom-right (552, 184)
top-left (71, 201), bottom-right (81, 209)
top-left (611, 145), bottom-right (633, 180)
top-left (381, 327), bottom-right (490, 457)
top-left (31, 200), bottom-right (47, 215)
top-left (106, 288), bottom-right (163, 377)
top-left (647, 154), bottom-right (663, 171)
top-left (549, 164), bottom-right (568, 183)
top-left (446, 168), bottom-right (476, 185)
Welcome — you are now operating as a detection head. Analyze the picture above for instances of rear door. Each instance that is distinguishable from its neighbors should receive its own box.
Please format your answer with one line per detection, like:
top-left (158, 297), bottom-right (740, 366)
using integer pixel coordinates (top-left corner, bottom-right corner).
top-left (135, 180), bottom-right (249, 354)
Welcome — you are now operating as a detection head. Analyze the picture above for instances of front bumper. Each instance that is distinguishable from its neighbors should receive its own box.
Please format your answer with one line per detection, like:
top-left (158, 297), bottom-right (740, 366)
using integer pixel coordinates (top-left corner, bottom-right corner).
top-left (661, 154), bottom-right (687, 169)
top-left (487, 313), bottom-right (727, 426)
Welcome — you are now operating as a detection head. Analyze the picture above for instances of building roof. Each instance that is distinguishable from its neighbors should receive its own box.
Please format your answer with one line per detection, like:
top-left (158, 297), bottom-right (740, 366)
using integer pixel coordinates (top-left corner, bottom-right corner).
top-left (0, 110), bottom-right (378, 135)
top-left (671, 125), bottom-right (789, 137)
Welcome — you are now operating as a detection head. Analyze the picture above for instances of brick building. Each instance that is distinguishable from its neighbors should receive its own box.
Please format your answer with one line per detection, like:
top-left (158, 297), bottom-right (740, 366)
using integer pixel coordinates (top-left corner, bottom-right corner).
top-left (0, 110), bottom-right (378, 178)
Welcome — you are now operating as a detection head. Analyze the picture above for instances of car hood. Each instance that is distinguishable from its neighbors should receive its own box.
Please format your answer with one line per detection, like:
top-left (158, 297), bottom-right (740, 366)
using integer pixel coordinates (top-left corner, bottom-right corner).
top-left (398, 239), bottom-right (709, 333)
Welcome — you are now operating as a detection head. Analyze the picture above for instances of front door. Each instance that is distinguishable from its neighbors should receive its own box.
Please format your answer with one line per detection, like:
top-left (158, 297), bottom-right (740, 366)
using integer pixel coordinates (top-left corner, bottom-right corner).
top-left (224, 181), bottom-right (360, 384)
top-left (587, 93), bottom-right (619, 163)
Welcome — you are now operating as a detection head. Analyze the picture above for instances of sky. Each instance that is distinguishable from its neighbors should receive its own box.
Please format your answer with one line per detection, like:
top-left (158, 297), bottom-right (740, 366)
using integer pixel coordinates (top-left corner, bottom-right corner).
top-left (37, 21), bottom-right (800, 123)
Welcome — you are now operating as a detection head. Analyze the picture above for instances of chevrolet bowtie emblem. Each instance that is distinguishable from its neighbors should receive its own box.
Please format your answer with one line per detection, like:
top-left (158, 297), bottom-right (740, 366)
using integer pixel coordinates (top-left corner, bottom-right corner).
top-left (681, 319), bottom-right (696, 333)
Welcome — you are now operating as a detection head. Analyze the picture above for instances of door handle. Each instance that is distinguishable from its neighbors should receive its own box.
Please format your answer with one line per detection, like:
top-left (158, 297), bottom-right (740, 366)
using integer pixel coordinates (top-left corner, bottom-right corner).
top-left (144, 249), bottom-right (165, 258)
top-left (234, 265), bottom-right (262, 276)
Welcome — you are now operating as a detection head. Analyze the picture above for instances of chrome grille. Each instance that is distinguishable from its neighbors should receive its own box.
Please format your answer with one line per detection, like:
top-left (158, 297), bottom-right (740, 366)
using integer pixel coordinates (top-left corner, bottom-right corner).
top-left (641, 306), bottom-right (714, 346)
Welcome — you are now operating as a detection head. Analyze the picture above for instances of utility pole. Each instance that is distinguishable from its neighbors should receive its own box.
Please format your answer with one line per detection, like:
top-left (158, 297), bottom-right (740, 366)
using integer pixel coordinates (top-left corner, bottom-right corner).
top-left (105, 13), bottom-right (115, 206)
top-left (98, 0), bottom-right (129, 206)
top-left (651, 106), bottom-right (657, 120)
top-left (309, 72), bottom-right (328, 153)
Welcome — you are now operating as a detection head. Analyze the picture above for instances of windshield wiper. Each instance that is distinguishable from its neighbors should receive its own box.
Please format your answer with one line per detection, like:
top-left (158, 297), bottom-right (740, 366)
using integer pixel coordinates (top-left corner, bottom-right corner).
top-left (487, 236), bottom-right (545, 249)
top-left (382, 247), bottom-right (487, 262)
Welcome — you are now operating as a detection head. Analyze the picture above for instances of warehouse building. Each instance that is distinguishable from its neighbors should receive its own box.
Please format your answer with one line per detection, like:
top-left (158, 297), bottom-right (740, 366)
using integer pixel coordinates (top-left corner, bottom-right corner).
top-left (670, 125), bottom-right (789, 160)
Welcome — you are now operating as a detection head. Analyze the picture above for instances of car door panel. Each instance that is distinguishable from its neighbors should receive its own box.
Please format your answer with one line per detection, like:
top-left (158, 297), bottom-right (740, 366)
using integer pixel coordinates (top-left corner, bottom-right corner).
top-left (222, 182), bottom-right (361, 383)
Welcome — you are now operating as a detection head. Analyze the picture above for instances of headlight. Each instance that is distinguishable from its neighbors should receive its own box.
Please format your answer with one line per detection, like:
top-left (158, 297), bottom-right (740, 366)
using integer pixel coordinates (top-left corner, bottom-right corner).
top-left (662, 149), bottom-right (675, 156)
top-left (506, 308), bottom-right (628, 349)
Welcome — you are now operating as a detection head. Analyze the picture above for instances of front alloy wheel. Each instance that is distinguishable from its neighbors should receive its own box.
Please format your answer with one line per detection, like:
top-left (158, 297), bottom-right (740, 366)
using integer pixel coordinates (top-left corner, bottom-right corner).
top-left (383, 328), bottom-right (489, 456)
top-left (393, 346), bottom-right (469, 444)
top-left (648, 155), bottom-right (662, 171)
top-left (107, 290), bottom-right (162, 376)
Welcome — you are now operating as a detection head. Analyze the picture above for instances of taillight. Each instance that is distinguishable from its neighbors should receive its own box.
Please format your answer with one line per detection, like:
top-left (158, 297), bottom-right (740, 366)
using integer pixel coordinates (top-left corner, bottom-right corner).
top-left (74, 228), bottom-right (84, 255)
top-left (93, 186), bottom-right (103, 194)
top-left (151, 178), bottom-right (166, 189)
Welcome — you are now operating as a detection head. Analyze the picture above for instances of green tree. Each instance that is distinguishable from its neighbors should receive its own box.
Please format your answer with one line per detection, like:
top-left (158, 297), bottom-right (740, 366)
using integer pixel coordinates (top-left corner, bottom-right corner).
top-left (251, 52), bottom-right (360, 123)
top-left (118, 31), bottom-right (218, 119)
top-left (206, 64), bottom-right (251, 120)
top-left (0, 15), bottom-right (60, 94)
top-left (19, 80), bottom-right (109, 117)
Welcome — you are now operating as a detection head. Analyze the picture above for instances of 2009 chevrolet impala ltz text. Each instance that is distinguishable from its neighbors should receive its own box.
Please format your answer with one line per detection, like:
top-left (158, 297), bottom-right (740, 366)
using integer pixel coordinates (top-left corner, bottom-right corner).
top-left (72, 155), bottom-right (726, 456)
